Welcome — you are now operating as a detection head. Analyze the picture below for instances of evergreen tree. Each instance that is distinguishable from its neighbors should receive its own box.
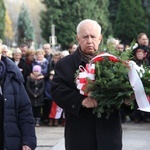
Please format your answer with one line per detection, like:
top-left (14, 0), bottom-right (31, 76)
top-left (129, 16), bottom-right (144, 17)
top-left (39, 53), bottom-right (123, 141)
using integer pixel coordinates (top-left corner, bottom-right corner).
top-left (96, 0), bottom-right (112, 38)
top-left (109, 0), bottom-right (121, 30)
top-left (4, 11), bottom-right (14, 46)
top-left (142, 0), bottom-right (150, 37)
top-left (113, 0), bottom-right (148, 44)
top-left (0, 0), bottom-right (6, 40)
top-left (40, 0), bottom-right (112, 49)
top-left (17, 4), bottom-right (34, 46)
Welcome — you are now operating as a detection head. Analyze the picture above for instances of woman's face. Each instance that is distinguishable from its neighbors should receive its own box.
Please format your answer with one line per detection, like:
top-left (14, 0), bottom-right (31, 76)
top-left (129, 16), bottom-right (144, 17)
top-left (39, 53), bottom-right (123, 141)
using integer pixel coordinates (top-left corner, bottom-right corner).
top-left (36, 52), bottom-right (44, 61)
top-left (136, 51), bottom-right (145, 60)
top-left (13, 53), bottom-right (22, 61)
top-left (27, 54), bottom-right (35, 61)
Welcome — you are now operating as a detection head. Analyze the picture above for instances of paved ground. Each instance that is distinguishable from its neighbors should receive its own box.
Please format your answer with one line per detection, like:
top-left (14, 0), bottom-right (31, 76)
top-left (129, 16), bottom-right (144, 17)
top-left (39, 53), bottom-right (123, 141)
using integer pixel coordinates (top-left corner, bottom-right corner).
top-left (35, 122), bottom-right (150, 150)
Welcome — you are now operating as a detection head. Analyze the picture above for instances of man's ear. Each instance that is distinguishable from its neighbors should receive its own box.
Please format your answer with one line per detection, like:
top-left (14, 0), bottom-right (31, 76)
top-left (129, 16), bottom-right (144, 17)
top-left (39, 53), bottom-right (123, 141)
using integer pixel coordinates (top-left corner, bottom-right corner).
top-left (76, 35), bottom-right (79, 42)
top-left (76, 35), bottom-right (80, 45)
top-left (98, 34), bottom-right (103, 44)
top-left (99, 34), bottom-right (103, 41)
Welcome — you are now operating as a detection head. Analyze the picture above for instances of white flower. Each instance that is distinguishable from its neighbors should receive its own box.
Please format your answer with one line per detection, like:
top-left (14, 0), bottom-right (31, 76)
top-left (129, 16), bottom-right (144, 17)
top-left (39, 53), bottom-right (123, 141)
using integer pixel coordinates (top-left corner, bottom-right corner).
top-left (128, 60), bottom-right (145, 78)
top-left (132, 43), bottom-right (138, 49)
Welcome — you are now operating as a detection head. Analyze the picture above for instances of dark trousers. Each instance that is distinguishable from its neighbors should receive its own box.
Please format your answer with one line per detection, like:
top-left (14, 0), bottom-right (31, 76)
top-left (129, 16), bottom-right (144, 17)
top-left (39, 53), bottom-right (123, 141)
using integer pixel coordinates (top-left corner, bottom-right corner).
top-left (42, 99), bottom-right (52, 124)
top-left (32, 106), bottom-right (41, 118)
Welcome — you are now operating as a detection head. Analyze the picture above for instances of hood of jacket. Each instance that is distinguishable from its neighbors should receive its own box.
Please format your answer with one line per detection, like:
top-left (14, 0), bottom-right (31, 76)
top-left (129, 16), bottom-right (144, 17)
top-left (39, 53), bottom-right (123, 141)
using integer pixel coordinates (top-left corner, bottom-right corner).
top-left (1, 56), bottom-right (24, 83)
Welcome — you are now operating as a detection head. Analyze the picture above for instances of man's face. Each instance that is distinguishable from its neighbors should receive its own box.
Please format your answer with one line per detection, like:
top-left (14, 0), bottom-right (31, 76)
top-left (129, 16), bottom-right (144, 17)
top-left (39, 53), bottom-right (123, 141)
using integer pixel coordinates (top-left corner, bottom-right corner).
top-left (76, 22), bottom-right (102, 55)
top-left (138, 35), bottom-right (149, 46)
top-left (20, 46), bottom-right (28, 56)
top-left (116, 44), bottom-right (124, 52)
top-left (43, 44), bottom-right (52, 55)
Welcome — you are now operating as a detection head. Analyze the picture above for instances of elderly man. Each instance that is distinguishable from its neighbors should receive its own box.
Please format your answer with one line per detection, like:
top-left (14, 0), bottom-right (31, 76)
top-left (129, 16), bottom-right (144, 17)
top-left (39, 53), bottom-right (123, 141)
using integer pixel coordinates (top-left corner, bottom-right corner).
top-left (51, 19), bottom-right (122, 150)
top-left (43, 43), bottom-right (53, 63)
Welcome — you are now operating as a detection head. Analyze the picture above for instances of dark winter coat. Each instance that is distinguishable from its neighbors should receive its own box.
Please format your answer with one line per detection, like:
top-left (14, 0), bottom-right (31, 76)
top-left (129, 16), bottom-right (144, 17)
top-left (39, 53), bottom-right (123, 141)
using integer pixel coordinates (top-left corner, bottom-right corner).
top-left (11, 58), bottom-right (28, 81)
top-left (2, 56), bottom-right (36, 150)
top-left (51, 48), bottom-right (122, 150)
top-left (44, 79), bottom-right (52, 100)
top-left (26, 76), bottom-right (45, 107)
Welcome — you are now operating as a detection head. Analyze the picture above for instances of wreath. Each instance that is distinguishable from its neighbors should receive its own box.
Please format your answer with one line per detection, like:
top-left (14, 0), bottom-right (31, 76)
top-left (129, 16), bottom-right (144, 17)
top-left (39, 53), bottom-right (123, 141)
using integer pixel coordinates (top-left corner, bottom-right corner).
top-left (75, 52), bottom-right (134, 118)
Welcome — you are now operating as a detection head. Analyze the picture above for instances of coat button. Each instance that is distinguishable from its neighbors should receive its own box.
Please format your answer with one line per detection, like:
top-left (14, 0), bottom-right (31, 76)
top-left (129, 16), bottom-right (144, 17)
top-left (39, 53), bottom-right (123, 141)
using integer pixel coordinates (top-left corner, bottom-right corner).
top-left (72, 105), bottom-right (75, 109)
top-left (4, 99), bottom-right (7, 101)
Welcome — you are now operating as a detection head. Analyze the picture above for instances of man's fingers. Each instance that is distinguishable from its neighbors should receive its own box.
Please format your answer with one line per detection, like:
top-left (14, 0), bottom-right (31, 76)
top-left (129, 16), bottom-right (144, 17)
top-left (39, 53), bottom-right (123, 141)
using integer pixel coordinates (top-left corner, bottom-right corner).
top-left (82, 97), bottom-right (98, 108)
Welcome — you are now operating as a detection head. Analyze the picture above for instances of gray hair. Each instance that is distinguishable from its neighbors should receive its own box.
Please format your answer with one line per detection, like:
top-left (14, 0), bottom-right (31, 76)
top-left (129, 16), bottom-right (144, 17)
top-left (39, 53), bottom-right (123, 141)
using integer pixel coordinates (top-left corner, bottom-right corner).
top-left (76, 19), bottom-right (102, 35)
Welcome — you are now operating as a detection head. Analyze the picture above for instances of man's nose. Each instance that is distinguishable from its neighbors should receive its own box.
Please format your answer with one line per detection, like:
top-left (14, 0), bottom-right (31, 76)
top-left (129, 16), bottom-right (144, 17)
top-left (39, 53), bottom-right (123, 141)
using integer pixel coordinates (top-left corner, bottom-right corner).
top-left (87, 36), bottom-right (92, 43)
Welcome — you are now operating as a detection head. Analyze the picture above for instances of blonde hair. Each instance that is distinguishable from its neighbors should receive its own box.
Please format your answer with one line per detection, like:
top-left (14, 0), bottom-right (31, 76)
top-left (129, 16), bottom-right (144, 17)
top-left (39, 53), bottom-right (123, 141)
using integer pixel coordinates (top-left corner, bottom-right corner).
top-left (26, 49), bottom-right (35, 57)
top-left (35, 49), bottom-right (45, 55)
top-left (13, 48), bottom-right (22, 55)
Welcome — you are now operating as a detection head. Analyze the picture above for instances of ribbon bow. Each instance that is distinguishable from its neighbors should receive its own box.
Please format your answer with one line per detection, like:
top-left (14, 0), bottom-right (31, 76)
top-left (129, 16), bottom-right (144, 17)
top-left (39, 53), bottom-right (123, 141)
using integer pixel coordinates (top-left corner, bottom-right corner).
top-left (76, 53), bottom-right (119, 96)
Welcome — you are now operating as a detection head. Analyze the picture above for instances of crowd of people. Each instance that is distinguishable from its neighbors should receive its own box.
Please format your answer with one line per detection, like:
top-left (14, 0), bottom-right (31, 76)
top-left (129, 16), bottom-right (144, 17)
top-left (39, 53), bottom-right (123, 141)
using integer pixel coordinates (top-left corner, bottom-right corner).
top-left (0, 39), bottom-right (79, 127)
top-left (0, 19), bottom-right (149, 150)
top-left (107, 33), bottom-right (150, 123)
top-left (0, 30), bottom-right (150, 128)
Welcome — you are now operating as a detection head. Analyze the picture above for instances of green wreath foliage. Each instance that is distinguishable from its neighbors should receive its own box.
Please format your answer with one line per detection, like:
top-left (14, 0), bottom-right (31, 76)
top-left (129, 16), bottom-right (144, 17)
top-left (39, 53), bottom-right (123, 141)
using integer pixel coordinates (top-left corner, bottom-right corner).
top-left (86, 57), bottom-right (134, 118)
top-left (83, 46), bottom-right (135, 118)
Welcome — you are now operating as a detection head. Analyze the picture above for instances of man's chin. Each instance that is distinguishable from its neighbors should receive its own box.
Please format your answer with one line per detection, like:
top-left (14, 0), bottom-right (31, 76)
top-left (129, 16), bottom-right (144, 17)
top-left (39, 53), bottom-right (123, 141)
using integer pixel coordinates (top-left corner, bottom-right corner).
top-left (86, 49), bottom-right (97, 54)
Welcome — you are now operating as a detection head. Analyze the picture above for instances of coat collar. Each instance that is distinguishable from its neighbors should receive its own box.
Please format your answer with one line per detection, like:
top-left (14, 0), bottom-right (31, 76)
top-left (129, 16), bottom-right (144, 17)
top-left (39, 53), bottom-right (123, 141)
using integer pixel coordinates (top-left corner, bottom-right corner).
top-left (72, 47), bottom-right (86, 68)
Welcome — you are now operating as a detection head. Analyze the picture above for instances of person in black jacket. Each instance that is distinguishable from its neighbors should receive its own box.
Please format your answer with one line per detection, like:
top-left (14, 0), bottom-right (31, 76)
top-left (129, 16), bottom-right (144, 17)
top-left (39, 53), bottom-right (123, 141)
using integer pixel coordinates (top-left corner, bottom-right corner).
top-left (0, 51), bottom-right (36, 149)
top-left (51, 19), bottom-right (122, 150)
top-left (26, 65), bottom-right (45, 127)
top-left (11, 48), bottom-right (28, 83)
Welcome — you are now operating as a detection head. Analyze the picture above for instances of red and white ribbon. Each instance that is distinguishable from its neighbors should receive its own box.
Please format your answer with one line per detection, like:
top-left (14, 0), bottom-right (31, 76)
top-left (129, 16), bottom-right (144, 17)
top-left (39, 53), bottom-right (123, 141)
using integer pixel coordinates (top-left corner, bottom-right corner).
top-left (128, 61), bottom-right (150, 112)
top-left (76, 53), bottom-right (119, 96)
top-left (76, 64), bottom-right (95, 96)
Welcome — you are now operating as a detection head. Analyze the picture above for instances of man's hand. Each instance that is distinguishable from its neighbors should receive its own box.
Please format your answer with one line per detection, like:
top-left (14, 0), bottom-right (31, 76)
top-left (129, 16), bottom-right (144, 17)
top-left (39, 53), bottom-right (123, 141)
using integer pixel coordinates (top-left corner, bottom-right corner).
top-left (22, 145), bottom-right (31, 150)
top-left (82, 97), bottom-right (98, 108)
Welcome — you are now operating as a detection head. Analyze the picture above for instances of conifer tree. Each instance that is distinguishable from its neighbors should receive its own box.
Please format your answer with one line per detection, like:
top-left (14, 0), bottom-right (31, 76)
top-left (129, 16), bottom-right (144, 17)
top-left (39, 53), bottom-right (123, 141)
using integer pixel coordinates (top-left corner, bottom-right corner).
top-left (96, 0), bottom-right (112, 37)
top-left (0, 0), bottom-right (6, 40)
top-left (17, 4), bottom-right (34, 46)
top-left (109, 0), bottom-right (121, 30)
top-left (113, 0), bottom-right (148, 44)
top-left (142, 0), bottom-right (150, 37)
top-left (40, 0), bottom-right (112, 49)
top-left (4, 11), bottom-right (14, 46)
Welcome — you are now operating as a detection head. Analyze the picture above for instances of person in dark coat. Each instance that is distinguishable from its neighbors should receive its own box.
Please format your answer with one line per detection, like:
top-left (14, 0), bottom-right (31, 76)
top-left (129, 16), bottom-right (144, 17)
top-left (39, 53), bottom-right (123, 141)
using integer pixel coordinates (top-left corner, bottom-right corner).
top-left (26, 65), bottom-right (45, 127)
top-left (131, 46), bottom-right (150, 123)
top-left (11, 48), bottom-right (28, 83)
top-left (51, 19), bottom-right (122, 150)
top-left (0, 54), bottom-right (36, 149)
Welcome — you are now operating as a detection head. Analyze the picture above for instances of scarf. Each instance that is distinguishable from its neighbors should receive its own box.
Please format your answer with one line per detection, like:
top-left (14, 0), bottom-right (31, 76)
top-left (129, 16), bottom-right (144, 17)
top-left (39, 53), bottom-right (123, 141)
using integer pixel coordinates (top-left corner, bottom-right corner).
top-left (78, 47), bottom-right (97, 63)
